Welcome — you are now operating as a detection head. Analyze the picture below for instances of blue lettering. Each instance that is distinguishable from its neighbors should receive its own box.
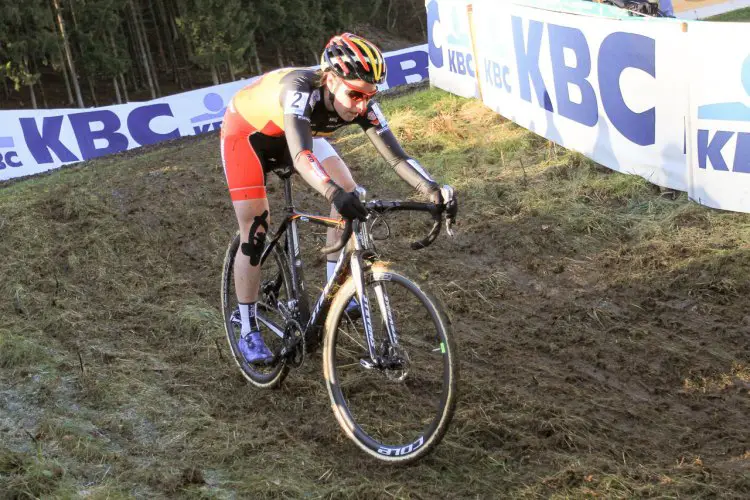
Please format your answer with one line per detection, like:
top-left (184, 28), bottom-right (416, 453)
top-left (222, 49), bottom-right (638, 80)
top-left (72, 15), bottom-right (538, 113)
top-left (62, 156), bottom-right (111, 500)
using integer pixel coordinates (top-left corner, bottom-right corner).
top-left (385, 51), bottom-right (428, 87)
top-left (485, 60), bottom-right (498, 88)
top-left (427, 0), bottom-right (443, 69)
top-left (512, 16), bottom-right (553, 112)
top-left (698, 130), bottom-right (732, 171)
top-left (548, 24), bottom-right (597, 127)
top-left (212, 121), bottom-right (222, 131)
top-left (193, 124), bottom-right (213, 135)
top-left (599, 32), bottom-right (656, 146)
top-left (6, 151), bottom-right (22, 168)
top-left (448, 50), bottom-right (474, 77)
top-left (733, 132), bottom-right (750, 173)
top-left (456, 52), bottom-right (467, 75)
top-left (449, 50), bottom-right (457, 73)
top-left (127, 104), bottom-right (180, 146)
top-left (20, 116), bottom-right (79, 164)
top-left (69, 110), bottom-right (129, 160)
top-left (486, 60), bottom-right (511, 92)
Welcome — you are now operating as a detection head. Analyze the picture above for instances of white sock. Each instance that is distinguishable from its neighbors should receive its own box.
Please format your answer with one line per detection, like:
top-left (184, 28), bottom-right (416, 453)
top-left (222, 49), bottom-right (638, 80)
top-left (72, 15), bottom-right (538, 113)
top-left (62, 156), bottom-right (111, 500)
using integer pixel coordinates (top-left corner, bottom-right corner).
top-left (327, 260), bottom-right (337, 280)
top-left (239, 302), bottom-right (258, 336)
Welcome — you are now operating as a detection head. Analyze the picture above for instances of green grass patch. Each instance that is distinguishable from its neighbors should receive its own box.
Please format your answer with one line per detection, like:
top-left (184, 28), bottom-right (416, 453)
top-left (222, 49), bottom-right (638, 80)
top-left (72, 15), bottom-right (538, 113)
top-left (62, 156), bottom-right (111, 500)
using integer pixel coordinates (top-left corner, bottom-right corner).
top-left (2, 85), bottom-right (750, 498)
top-left (708, 7), bottom-right (750, 21)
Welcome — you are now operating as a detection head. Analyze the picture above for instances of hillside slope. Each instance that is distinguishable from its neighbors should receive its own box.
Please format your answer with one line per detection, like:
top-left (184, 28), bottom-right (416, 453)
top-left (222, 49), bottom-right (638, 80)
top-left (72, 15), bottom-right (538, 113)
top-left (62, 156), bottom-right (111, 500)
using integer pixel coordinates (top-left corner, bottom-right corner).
top-left (1, 87), bottom-right (749, 498)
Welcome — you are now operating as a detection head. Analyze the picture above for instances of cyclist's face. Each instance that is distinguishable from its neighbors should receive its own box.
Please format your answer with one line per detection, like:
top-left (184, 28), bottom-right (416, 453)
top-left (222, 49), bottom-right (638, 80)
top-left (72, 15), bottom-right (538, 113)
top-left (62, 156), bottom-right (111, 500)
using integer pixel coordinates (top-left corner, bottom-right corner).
top-left (330, 76), bottom-right (377, 121)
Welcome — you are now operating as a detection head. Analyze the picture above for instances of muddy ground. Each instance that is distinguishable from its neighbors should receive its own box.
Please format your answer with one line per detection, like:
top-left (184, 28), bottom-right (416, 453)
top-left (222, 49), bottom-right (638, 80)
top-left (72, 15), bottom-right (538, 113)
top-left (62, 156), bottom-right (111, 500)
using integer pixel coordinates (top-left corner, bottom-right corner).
top-left (1, 88), bottom-right (749, 498)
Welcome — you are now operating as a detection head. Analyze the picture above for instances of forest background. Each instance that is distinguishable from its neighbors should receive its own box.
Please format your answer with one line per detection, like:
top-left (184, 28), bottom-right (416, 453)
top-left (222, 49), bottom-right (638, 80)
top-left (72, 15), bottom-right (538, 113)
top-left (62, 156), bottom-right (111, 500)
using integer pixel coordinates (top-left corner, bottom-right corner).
top-left (0, 0), bottom-right (426, 110)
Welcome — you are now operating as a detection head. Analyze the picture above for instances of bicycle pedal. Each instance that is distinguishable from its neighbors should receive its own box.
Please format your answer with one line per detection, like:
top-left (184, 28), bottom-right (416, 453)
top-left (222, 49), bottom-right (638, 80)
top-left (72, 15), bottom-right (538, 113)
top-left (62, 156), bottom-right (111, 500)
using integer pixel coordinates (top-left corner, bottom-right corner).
top-left (359, 357), bottom-right (377, 370)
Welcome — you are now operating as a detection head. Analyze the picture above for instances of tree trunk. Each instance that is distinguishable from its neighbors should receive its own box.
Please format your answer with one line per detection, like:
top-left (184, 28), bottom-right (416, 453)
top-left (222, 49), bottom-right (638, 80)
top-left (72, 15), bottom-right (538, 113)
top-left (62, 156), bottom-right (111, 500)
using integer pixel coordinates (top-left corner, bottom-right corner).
top-left (124, 13), bottom-right (144, 91)
top-left (369, 0), bottom-right (383, 19)
top-left (276, 47), bottom-right (284, 69)
top-left (156, 0), bottom-right (180, 86)
top-left (51, 16), bottom-right (74, 105)
top-left (52, 0), bottom-right (84, 107)
top-left (120, 73), bottom-right (130, 102)
top-left (228, 60), bottom-right (236, 82)
top-left (129, 0), bottom-right (156, 99)
top-left (113, 77), bottom-right (122, 104)
top-left (2, 77), bottom-right (9, 100)
top-left (134, 0), bottom-right (160, 96)
top-left (87, 76), bottom-right (98, 106)
top-left (147, 0), bottom-right (169, 72)
top-left (28, 83), bottom-right (38, 109)
top-left (387, 0), bottom-right (397, 32)
top-left (109, 32), bottom-right (128, 102)
top-left (32, 58), bottom-right (48, 108)
top-left (210, 64), bottom-right (219, 86)
top-left (252, 44), bottom-right (262, 75)
top-left (24, 57), bottom-right (38, 110)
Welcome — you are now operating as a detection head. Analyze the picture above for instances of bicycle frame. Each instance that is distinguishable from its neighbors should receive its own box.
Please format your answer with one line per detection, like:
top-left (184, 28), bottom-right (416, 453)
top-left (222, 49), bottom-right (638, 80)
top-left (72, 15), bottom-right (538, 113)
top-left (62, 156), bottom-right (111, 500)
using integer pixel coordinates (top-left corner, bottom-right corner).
top-left (256, 169), bottom-right (385, 355)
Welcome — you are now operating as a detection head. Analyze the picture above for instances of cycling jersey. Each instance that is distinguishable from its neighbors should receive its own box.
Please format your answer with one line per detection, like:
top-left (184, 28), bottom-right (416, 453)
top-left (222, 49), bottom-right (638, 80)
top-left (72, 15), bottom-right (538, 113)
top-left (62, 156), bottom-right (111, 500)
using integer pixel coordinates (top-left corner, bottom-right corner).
top-left (221, 68), bottom-right (438, 201)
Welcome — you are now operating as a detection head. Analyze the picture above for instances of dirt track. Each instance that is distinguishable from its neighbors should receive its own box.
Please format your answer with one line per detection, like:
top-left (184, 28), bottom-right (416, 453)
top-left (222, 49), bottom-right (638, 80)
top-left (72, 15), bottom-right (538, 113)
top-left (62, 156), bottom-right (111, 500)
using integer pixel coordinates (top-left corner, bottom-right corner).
top-left (2, 88), bottom-right (750, 497)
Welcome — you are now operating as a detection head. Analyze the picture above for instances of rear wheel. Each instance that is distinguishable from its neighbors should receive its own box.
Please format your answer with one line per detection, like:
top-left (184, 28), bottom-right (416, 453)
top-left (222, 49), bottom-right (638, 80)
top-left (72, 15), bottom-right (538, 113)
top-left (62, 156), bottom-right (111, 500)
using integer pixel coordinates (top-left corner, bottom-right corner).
top-left (322, 263), bottom-right (458, 463)
top-left (221, 232), bottom-right (291, 388)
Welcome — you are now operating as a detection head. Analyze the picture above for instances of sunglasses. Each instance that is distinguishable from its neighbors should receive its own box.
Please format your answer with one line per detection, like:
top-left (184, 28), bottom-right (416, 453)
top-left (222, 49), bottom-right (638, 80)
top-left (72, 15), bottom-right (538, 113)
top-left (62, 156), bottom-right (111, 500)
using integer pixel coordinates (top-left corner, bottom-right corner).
top-left (339, 78), bottom-right (378, 102)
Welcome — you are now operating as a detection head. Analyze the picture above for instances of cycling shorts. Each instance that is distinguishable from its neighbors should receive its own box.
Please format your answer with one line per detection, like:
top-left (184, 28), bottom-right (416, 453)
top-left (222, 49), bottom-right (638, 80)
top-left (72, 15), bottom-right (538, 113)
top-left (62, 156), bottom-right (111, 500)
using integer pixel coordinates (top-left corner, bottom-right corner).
top-left (220, 108), bottom-right (339, 202)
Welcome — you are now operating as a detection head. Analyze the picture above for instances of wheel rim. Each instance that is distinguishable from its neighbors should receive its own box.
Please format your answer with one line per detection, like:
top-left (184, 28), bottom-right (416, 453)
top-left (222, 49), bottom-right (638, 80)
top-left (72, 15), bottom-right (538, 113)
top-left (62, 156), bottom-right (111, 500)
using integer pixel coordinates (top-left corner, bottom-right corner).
top-left (327, 272), bottom-right (455, 458)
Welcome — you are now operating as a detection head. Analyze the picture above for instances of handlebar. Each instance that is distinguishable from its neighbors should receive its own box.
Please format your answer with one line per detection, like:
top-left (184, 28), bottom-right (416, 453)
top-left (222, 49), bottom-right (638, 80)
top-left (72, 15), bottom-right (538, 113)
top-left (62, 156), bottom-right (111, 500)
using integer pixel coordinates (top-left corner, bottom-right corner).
top-left (320, 218), bottom-right (353, 255)
top-left (320, 200), bottom-right (444, 254)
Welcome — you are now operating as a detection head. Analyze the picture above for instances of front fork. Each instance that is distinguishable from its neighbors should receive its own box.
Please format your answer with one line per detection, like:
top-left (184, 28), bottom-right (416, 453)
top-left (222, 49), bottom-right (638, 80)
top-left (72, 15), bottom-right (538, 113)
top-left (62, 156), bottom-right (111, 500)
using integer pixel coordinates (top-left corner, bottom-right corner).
top-left (350, 219), bottom-right (399, 366)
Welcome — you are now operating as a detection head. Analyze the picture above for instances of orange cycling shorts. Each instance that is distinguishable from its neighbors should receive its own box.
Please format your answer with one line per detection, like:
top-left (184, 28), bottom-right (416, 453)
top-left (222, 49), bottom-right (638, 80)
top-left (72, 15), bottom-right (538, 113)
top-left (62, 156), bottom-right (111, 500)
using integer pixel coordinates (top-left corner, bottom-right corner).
top-left (220, 106), bottom-right (268, 202)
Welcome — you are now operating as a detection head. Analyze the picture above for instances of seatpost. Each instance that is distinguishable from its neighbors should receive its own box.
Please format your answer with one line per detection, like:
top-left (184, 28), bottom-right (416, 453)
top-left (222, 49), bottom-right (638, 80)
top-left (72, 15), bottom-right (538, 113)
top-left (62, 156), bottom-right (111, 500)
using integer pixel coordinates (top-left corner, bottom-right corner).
top-left (283, 174), bottom-right (295, 212)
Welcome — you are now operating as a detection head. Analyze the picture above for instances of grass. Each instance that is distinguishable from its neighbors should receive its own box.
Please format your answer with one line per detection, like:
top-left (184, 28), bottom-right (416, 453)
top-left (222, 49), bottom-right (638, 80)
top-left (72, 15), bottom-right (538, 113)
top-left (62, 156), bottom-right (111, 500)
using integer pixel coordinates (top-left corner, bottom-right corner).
top-left (1, 86), bottom-right (750, 497)
top-left (708, 6), bottom-right (750, 21)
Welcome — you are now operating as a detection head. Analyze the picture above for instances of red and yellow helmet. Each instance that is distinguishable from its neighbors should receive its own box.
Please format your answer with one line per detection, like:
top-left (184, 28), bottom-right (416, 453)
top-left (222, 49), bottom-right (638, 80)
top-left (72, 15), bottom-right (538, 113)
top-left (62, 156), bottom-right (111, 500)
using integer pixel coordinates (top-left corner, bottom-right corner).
top-left (320, 33), bottom-right (387, 85)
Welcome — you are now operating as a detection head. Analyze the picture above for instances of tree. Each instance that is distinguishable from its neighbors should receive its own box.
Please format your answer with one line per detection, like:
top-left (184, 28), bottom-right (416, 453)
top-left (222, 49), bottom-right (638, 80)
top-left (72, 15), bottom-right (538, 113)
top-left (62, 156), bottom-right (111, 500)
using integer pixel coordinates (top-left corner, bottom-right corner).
top-left (0, 0), bottom-right (58, 108)
top-left (51, 0), bottom-right (85, 108)
top-left (176, 0), bottom-right (252, 85)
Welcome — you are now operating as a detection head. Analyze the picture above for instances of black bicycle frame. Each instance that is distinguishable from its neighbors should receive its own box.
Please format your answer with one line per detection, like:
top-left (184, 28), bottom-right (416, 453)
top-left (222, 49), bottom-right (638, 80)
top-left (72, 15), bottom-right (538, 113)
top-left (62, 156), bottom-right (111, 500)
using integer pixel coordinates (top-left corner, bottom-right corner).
top-left (256, 166), bottom-right (443, 357)
top-left (258, 169), bottom-right (354, 347)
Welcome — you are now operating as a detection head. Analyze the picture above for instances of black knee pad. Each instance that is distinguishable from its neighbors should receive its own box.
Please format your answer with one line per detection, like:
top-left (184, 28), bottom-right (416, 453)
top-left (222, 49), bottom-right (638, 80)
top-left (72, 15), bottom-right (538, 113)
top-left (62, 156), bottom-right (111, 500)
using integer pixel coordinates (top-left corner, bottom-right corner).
top-left (241, 210), bottom-right (269, 266)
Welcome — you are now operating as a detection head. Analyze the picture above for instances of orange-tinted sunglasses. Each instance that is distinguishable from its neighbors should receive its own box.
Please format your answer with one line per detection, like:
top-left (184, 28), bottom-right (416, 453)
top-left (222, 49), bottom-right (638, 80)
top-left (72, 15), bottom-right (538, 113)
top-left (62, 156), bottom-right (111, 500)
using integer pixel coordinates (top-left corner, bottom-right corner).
top-left (339, 77), bottom-right (378, 102)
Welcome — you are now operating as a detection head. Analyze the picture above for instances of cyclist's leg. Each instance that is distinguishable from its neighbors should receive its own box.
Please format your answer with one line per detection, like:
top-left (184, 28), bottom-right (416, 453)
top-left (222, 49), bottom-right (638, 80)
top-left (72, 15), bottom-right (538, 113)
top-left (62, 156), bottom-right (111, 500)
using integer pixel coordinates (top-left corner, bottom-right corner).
top-left (313, 138), bottom-right (356, 263)
top-left (315, 138), bottom-right (359, 314)
top-left (222, 122), bottom-right (273, 363)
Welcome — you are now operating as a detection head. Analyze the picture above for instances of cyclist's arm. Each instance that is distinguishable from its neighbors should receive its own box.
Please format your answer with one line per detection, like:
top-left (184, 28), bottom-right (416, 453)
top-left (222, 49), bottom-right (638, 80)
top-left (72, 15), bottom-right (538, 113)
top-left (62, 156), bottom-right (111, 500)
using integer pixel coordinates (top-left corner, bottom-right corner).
top-left (281, 85), bottom-right (339, 200)
top-left (357, 102), bottom-right (439, 197)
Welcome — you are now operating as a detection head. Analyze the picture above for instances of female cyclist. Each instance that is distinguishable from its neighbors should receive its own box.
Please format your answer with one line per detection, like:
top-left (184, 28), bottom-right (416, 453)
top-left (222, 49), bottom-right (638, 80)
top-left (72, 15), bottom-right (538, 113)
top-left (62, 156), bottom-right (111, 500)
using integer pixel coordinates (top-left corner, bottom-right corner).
top-left (221, 33), bottom-right (457, 364)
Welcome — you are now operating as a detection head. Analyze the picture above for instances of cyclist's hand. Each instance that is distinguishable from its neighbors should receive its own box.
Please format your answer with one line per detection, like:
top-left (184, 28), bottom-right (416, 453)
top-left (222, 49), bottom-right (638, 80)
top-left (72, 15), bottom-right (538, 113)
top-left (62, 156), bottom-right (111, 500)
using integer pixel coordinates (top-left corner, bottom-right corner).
top-left (430, 185), bottom-right (458, 222)
top-left (332, 188), bottom-right (368, 221)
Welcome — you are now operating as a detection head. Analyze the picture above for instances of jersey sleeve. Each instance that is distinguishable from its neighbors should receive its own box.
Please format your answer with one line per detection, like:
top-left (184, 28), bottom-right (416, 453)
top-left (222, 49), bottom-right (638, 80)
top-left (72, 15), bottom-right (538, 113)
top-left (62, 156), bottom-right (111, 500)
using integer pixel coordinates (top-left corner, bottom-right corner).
top-left (357, 101), bottom-right (439, 196)
top-left (280, 74), bottom-right (338, 199)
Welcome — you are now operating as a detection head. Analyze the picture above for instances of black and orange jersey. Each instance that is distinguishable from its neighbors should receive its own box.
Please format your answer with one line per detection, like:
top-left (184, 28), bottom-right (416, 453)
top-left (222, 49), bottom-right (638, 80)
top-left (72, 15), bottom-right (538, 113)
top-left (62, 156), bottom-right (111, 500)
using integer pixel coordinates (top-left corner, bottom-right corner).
top-left (222, 68), bottom-right (438, 199)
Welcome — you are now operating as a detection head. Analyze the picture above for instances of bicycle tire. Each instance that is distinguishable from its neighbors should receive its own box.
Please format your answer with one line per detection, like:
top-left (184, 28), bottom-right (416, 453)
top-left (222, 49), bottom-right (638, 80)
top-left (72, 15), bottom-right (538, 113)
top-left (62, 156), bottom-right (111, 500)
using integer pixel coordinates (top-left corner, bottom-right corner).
top-left (322, 263), bottom-right (458, 464)
top-left (221, 232), bottom-right (290, 388)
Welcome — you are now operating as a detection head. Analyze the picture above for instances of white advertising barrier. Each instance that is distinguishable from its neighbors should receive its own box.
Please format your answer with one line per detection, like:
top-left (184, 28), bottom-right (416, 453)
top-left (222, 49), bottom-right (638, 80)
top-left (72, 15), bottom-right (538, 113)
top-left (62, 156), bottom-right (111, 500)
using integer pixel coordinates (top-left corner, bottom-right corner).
top-left (0, 44), bottom-right (429, 182)
top-left (687, 22), bottom-right (750, 211)
top-left (471, 2), bottom-right (689, 191)
top-left (426, 0), bottom-right (480, 99)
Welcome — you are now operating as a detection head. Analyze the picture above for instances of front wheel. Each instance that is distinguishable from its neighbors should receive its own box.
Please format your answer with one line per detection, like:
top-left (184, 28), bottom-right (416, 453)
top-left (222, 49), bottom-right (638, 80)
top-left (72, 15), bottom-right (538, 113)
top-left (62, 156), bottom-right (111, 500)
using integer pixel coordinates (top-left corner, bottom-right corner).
top-left (322, 263), bottom-right (458, 464)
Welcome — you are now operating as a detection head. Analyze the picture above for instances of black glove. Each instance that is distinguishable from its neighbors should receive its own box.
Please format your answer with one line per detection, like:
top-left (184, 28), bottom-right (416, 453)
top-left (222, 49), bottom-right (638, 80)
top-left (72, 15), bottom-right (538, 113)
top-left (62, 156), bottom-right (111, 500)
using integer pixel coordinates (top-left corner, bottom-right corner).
top-left (430, 185), bottom-right (458, 223)
top-left (331, 188), bottom-right (368, 221)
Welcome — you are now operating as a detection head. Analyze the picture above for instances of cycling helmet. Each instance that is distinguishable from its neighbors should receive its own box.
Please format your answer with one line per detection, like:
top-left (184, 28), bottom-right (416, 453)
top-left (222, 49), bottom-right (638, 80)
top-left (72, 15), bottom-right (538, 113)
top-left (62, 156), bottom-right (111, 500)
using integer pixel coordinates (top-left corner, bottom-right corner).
top-left (320, 33), bottom-right (387, 85)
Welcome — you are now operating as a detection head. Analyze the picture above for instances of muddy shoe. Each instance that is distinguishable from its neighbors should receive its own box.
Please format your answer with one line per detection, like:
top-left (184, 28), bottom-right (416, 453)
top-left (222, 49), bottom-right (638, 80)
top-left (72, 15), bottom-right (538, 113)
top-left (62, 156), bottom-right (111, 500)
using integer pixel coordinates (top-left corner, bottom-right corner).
top-left (239, 331), bottom-right (274, 365)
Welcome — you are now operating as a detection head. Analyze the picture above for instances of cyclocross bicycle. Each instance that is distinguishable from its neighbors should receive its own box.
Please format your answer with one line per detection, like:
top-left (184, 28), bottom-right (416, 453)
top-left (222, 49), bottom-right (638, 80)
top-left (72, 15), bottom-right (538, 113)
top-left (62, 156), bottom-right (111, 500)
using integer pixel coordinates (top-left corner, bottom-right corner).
top-left (220, 165), bottom-right (458, 464)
